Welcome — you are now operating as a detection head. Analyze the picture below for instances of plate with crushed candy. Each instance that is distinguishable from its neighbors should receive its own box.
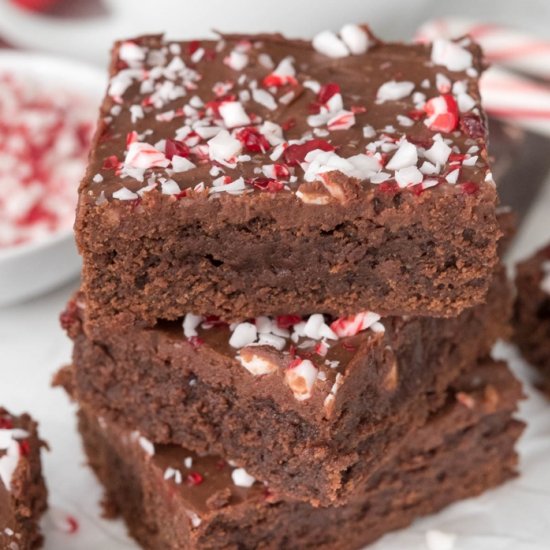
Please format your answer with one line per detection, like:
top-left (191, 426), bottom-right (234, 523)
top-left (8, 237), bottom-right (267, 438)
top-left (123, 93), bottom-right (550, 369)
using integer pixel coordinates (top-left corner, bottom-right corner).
top-left (0, 51), bottom-right (104, 306)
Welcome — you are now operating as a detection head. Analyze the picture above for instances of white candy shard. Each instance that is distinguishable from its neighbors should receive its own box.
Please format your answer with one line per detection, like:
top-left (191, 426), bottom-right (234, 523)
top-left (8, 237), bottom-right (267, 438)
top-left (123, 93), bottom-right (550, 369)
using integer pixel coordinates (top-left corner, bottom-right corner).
top-left (229, 322), bottom-right (258, 349)
top-left (431, 39), bottom-right (473, 72)
top-left (138, 436), bottom-right (155, 456)
top-left (340, 24), bottom-right (369, 54)
top-left (252, 88), bottom-right (277, 111)
top-left (219, 101), bottom-right (251, 129)
top-left (231, 467), bottom-right (256, 488)
top-left (377, 81), bottom-right (415, 102)
top-left (183, 313), bottom-right (204, 338)
top-left (112, 187), bottom-right (139, 201)
top-left (385, 140), bottom-right (418, 170)
top-left (208, 130), bottom-right (242, 162)
top-left (424, 139), bottom-right (452, 166)
top-left (312, 30), bottom-right (349, 58)
top-left (171, 155), bottom-right (196, 173)
top-left (395, 165), bottom-right (423, 187)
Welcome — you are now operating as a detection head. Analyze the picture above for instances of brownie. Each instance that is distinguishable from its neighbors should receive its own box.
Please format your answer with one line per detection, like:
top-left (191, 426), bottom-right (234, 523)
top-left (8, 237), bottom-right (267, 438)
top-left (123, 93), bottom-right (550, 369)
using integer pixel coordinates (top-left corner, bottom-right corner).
top-left (514, 242), bottom-right (550, 387)
top-left (0, 408), bottom-right (47, 550)
top-left (76, 28), bottom-right (500, 327)
top-left (72, 359), bottom-right (522, 550)
top-left (59, 266), bottom-right (511, 506)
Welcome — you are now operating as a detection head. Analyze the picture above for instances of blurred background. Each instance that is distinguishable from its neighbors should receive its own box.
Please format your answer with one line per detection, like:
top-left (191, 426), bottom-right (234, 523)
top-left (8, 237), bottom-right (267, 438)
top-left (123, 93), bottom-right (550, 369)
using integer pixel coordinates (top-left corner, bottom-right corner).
top-left (0, 0), bottom-right (549, 64)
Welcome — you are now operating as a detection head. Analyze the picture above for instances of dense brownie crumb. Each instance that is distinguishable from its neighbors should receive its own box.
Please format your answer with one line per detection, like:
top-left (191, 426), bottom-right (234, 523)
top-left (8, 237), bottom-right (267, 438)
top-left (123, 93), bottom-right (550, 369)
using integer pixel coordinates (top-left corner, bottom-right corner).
top-left (514, 242), bottom-right (550, 388)
top-left (60, 266), bottom-right (512, 505)
top-left (77, 28), bottom-right (500, 326)
top-left (0, 408), bottom-right (48, 549)
top-left (73, 359), bottom-right (523, 550)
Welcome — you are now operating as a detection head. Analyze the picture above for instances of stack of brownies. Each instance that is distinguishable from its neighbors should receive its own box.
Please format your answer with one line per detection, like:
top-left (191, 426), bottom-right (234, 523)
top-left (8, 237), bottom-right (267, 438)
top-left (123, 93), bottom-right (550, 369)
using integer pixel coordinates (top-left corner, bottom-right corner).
top-left (58, 25), bottom-right (525, 549)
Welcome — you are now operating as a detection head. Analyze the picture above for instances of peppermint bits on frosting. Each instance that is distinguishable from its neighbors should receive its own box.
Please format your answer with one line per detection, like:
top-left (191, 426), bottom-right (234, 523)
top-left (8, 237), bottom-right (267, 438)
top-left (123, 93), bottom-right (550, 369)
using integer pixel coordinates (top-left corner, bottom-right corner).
top-left (313, 25), bottom-right (370, 58)
top-left (431, 39), bottom-right (473, 72)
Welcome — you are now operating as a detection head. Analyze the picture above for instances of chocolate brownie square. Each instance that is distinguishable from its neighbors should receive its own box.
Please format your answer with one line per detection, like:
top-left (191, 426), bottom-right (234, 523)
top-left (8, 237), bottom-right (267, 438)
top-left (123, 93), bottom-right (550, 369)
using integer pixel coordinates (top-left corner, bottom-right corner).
top-left (77, 27), bottom-right (500, 327)
top-left (514, 242), bottom-right (550, 386)
top-left (73, 359), bottom-right (523, 550)
top-left (59, 266), bottom-right (511, 506)
top-left (0, 408), bottom-right (47, 549)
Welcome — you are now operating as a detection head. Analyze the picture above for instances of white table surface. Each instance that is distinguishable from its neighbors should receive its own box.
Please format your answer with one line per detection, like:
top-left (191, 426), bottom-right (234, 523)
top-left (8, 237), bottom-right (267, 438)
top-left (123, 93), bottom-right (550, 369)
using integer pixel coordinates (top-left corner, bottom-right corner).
top-left (0, 180), bottom-right (549, 549)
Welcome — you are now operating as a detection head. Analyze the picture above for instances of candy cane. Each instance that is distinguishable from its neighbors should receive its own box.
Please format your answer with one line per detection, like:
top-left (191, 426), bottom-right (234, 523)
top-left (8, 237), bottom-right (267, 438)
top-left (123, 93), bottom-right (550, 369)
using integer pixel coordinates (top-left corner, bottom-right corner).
top-left (481, 67), bottom-right (550, 136)
top-left (416, 17), bottom-right (550, 80)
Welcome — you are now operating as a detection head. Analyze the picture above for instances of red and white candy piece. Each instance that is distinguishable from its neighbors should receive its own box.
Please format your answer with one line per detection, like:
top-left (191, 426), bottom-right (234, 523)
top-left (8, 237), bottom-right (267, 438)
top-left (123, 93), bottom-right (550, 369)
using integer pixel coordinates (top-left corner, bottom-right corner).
top-left (285, 359), bottom-right (318, 401)
top-left (124, 142), bottom-right (169, 170)
top-left (0, 428), bottom-right (29, 491)
top-left (330, 312), bottom-right (382, 338)
top-left (423, 94), bottom-right (459, 133)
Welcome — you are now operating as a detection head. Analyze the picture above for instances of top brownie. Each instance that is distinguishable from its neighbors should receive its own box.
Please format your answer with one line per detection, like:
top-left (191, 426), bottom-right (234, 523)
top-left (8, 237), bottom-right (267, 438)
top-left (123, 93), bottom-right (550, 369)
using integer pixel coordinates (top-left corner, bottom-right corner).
top-left (77, 25), bottom-right (500, 325)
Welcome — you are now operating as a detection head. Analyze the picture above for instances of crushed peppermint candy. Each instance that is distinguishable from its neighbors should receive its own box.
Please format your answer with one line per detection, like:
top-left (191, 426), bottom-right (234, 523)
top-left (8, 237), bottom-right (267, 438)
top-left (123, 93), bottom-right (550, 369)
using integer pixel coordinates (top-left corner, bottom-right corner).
top-left (0, 424), bottom-right (29, 491)
top-left (231, 467), bottom-right (256, 488)
top-left (0, 72), bottom-right (95, 248)
top-left (431, 39), bottom-right (473, 72)
top-left (91, 32), bottom-right (488, 203)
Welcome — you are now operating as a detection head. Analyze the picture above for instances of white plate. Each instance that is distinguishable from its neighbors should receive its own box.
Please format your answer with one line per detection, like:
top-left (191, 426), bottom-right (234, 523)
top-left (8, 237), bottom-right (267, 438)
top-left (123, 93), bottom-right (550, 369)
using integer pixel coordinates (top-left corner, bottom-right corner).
top-left (0, 51), bottom-right (105, 306)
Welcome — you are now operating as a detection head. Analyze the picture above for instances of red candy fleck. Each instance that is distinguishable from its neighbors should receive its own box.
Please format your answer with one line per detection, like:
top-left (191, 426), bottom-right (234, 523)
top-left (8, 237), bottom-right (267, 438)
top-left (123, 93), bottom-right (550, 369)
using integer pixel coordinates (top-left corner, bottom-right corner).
top-left (248, 178), bottom-right (284, 193)
top-left (287, 358), bottom-right (303, 370)
top-left (187, 472), bottom-right (204, 486)
top-left (448, 153), bottom-right (467, 163)
top-left (0, 417), bottom-right (13, 430)
top-left (205, 95), bottom-right (237, 117)
top-left (424, 94), bottom-right (459, 133)
top-left (460, 113), bottom-right (486, 139)
top-left (18, 440), bottom-right (30, 457)
top-left (188, 41), bottom-right (201, 55)
top-left (65, 516), bottom-right (79, 534)
top-left (281, 118), bottom-right (296, 132)
top-left (126, 131), bottom-right (138, 147)
top-left (103, 155), bottom-right (120, 170)
top-left (283, 139), bottom-right (335, 166)
top-left (262, 73), bottom-right (298, 88)
top-left (165, 139), bottom-right (191, 160)
top-left (276, 315), bottom-right (302, 329)
top-left (203, 315), bottom-right (227, 327)
top-left (407, 109), bottom-right (426, 121)
top-left (318, 82), bottom-right (340, 104)
top-left (236, 127), bottom-right (270, 153)
top-left (377, 181), bottom-right (399, 194)
top-left (273, 164), bottom-right (290, 179)
top-left (188, 336), bottom-right (204, 349)
top-left (461, 182), bottom-right (479, 195)
top-left (310, 82), bottom-right (341, 113)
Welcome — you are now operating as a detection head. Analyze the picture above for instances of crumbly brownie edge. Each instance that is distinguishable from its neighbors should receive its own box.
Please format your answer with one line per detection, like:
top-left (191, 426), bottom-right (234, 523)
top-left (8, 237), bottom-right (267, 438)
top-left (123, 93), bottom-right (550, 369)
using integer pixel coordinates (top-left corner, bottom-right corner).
top-left (65, 266), bottom-right (512, 506)
top-left (0, 410), bottom-right (48, 550)
top-left (75, 365), bottom-right (523, 550)
top-left (80, 184), bottom-right (499, 327)
top-left (514, 244), bottom-right (550, 384)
